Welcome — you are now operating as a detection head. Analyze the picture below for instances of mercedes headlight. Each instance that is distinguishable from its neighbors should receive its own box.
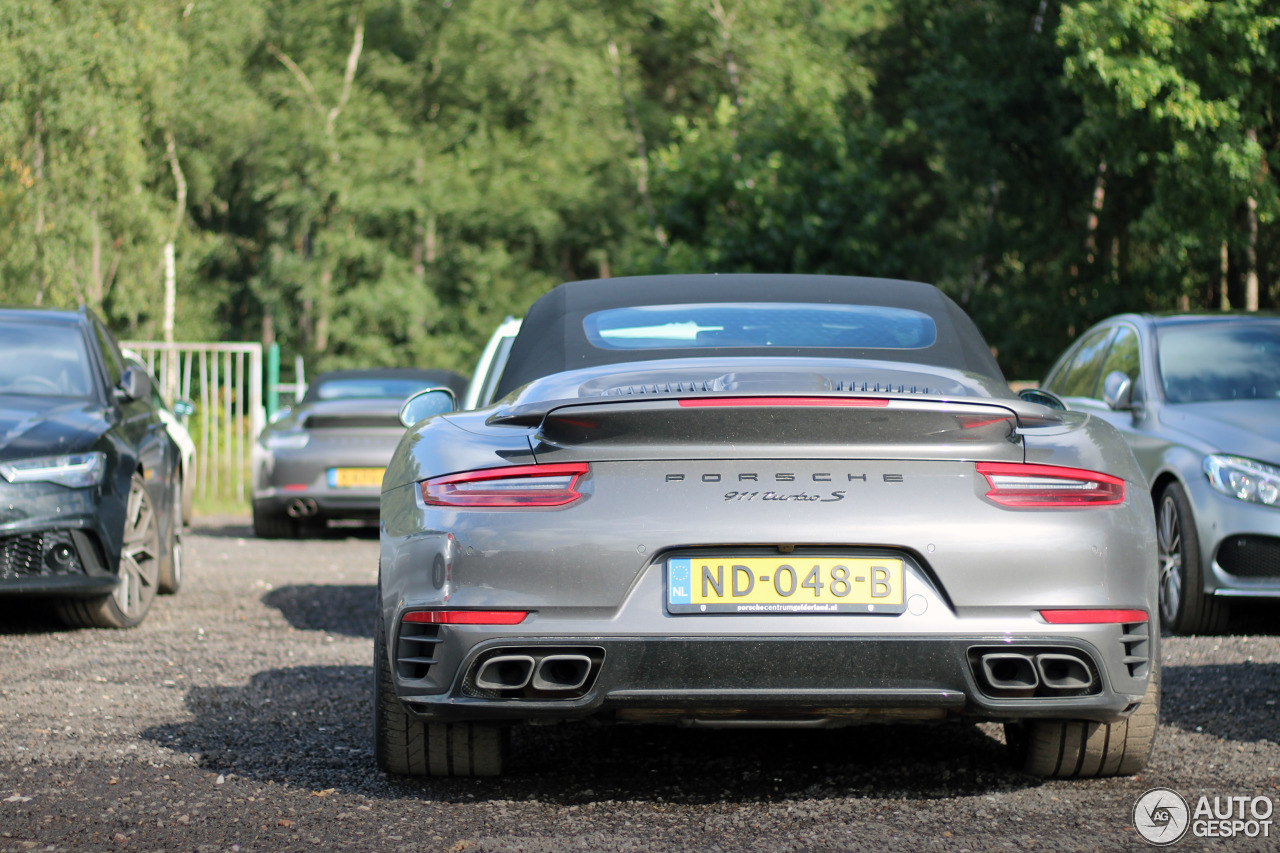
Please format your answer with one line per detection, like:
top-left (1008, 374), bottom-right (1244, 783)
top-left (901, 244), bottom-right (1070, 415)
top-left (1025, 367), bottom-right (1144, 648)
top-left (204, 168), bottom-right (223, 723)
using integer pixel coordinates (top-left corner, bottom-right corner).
top-left (1204, 454), bottom-right (1280, 507)
top-left (0, 452), bottom-right (106, 488)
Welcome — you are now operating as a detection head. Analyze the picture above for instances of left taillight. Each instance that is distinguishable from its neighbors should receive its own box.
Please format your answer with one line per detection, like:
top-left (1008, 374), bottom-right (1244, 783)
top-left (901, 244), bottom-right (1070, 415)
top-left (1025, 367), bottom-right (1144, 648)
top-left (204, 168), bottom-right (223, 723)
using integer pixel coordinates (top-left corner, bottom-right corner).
top-left (421, 463), bottom-right (589, 508)
top-left (976, 462), bottom-right (1124, 507)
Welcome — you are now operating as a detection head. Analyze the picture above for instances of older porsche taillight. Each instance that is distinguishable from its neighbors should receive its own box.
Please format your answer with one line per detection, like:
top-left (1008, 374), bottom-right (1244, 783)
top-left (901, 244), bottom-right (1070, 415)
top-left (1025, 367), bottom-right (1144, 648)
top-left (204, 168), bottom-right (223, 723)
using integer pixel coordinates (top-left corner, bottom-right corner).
top-left (421, 463), bottom-right (588, 507)
top-left (976, 462), bottom-right (1124, 507)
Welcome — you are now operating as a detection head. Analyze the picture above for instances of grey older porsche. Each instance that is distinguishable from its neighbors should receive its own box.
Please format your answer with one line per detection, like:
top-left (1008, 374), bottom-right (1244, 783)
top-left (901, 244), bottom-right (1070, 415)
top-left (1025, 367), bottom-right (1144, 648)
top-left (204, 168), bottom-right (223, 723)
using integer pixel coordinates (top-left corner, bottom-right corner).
top-left (376, 275), bottom-right (1160, 778)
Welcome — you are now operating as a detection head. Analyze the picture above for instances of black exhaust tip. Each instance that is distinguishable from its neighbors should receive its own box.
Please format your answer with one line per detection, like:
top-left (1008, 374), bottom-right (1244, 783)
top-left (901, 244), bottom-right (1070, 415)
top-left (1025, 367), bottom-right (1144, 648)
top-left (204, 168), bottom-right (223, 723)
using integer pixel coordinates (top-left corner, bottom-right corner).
top-left (532, 654), bottom-right (593, 691)
top-left (979, 652), bottom-right (1039, 696)
top-left (1035, 653), bottom-right (1095, 691)
top-left (474, 654), bottom-right (535, 690)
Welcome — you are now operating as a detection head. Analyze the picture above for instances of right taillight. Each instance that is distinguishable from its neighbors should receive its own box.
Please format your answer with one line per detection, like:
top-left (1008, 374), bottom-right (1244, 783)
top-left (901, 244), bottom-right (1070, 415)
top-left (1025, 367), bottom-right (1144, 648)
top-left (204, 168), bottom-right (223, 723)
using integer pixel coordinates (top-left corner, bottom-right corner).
top-left (976, 462), bottom-right (1124, 507)
top-left (421, 463), bottom-right (588, 508)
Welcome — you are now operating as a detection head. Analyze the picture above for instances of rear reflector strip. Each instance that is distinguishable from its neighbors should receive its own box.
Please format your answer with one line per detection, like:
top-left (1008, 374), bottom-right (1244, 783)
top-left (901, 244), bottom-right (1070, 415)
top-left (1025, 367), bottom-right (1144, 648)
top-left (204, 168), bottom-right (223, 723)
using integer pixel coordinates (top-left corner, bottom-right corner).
top-left (402, 610), bottom-right (529, 625)
top-left (422, 463), bottom-right (588, 507)
top-left (976, 462), bottom-right (1124, 507)
top-left (678, 396), bottom-right (890, 408)
top-left (1039, 609), bottom-right (1148, 624)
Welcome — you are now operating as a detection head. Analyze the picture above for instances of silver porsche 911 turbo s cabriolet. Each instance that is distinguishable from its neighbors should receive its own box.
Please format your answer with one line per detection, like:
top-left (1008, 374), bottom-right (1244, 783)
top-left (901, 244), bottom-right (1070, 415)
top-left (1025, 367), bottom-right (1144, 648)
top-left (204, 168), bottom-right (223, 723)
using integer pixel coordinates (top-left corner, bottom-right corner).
top-left (376, 275), bottom-right (1159, 778)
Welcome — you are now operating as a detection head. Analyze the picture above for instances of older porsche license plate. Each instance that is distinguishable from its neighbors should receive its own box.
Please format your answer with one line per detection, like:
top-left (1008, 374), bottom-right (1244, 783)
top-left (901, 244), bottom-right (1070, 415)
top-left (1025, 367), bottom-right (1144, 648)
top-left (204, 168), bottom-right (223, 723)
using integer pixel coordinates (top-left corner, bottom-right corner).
top-left (666, 557), bottom-right (905, 614)
top-left (329, 467), bottom-right (385, 488)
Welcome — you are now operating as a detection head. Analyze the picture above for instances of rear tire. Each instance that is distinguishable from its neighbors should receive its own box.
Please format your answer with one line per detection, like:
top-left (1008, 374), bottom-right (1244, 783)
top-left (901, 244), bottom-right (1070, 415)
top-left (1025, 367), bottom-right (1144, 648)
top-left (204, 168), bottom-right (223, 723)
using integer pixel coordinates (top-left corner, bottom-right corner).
top-left (1157, 482), bottom-right (1230, 634)
top-left (57, 473), bottom-right (161, 629)
top-left (1005, 666), bottom-right (1159, 778)
top-left (252, 503), bottom-right (297, 539)
top-left (158, 476), bottom-right (183, 594)
top-left (373, 597), bottom-right (508, 777)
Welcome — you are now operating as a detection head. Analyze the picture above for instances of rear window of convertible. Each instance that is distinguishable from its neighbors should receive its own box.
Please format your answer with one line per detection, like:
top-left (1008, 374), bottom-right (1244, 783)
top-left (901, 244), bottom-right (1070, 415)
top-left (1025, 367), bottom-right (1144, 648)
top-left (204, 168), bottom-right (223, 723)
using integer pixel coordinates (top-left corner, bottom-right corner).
top-left (583, 303), bottom-right (938, 351)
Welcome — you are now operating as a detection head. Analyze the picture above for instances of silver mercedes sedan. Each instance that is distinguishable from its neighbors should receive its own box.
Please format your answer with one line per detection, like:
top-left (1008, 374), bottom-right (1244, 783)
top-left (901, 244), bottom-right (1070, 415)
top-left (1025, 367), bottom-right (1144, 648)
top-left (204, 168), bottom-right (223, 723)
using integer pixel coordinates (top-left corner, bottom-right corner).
top-left (1042, 313), bottom-right (1280, 634)
top-left (377, 275), bottom-right (1159, 778)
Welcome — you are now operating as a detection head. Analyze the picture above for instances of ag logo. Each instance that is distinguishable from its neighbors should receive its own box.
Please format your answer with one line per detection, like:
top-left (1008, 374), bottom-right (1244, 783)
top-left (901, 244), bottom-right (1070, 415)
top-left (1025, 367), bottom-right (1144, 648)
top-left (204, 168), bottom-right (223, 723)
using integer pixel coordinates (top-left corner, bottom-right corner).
top-left (1134, 787), bottom-right (1190, 846)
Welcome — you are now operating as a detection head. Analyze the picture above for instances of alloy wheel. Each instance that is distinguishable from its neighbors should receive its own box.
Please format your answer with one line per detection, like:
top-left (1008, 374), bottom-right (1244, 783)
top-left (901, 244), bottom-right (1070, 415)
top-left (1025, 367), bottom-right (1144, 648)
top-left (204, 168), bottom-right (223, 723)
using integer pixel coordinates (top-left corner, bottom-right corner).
top-left (114, 477), bottom-right (161, 619)
top-left (1157, 493), bottom-right (1182, 625)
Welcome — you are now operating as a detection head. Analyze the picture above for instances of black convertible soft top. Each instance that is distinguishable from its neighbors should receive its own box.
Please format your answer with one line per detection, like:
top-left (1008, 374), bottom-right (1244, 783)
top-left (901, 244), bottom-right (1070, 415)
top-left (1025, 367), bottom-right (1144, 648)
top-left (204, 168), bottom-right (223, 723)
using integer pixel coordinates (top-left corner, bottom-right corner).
top-left (494, 275), bottom-right (1004, 398)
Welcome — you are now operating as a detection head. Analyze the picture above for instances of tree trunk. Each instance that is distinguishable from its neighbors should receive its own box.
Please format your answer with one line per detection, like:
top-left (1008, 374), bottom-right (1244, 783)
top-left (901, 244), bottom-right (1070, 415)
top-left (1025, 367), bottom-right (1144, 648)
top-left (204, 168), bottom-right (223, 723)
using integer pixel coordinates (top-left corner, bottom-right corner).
top-left (1084, 159), bottom-right (1106, 264)
top-left (32, 110), bottom-right (46, 304)
top-left (88, 210), bottom-right (103, 310)
top-left (267, 4), bottom-right (366, 354)
top-left (1219, 240), bottom-right (1230, 310)
top-left (315, 268), bottom-right (332, 353)
top-left (608, 39), bottom-right (667, 249)
top-left (1244, 128), bottom-right (1260, 311)
top-left (1245, 195), bottom-right (1259, 311)
top-left (962, 178), bottom-right (1000, 305)
top-left (708, 0), bottom-right (744, 109)
top-left (163, 131), bottom-right (188, 400)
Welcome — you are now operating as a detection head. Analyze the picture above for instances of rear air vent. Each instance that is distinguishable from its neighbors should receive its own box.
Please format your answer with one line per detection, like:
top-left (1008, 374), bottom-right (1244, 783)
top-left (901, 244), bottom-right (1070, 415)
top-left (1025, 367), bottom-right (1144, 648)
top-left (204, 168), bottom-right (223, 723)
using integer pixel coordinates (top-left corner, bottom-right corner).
top-left (395, 623), bottom-right (443, 681)
top-left (1120, 621), bottom-right (1151, 678)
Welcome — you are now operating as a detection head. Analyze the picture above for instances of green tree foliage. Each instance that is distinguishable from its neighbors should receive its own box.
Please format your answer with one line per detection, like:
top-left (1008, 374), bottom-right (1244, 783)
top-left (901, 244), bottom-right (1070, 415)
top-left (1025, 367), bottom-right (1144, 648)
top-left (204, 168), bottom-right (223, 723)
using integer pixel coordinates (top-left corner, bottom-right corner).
top-left (0, 0), bottom-right (1275, 381)
top-left (1059, 0), bottom-right (1280, 313)
top-left (0, 0), bottom-right (180, 317)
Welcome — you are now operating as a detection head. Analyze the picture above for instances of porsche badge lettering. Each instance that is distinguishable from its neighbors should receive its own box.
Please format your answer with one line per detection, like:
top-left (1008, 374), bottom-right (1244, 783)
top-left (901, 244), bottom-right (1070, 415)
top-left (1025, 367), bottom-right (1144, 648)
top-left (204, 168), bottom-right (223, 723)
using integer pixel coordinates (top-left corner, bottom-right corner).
top-left (664, 472), bottom-right (904, 483)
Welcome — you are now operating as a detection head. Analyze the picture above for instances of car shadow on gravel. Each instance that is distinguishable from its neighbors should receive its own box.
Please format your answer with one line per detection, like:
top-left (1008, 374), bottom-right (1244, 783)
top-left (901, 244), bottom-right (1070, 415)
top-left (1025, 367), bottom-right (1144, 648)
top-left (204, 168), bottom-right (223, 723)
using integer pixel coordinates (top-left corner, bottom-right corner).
top-left (262, 584), bottom-right (377, 638)
top-left (144, 664), bottom-right (1038, 803)
top-left (0, 598), bottom-right (64, 634)
top-left (1162, 662), bottom-right (1280, 744)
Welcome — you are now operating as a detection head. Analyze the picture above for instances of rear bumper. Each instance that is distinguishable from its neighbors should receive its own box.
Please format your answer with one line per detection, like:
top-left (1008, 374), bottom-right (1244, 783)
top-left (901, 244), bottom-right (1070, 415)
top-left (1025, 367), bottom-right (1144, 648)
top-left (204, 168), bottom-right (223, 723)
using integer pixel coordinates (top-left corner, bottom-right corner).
top-left (392, 631), bottom-right (1152, 726)
top-left (252, 490), bottom-right (380, 520)
top-left (253, 438), bottom-right (394, 522)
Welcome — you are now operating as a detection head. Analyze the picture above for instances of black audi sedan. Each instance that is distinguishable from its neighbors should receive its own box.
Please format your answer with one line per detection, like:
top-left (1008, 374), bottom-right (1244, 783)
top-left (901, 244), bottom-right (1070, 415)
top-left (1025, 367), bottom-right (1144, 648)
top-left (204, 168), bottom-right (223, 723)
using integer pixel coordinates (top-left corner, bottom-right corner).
top-left (0, 307), bottom-right (182, 628)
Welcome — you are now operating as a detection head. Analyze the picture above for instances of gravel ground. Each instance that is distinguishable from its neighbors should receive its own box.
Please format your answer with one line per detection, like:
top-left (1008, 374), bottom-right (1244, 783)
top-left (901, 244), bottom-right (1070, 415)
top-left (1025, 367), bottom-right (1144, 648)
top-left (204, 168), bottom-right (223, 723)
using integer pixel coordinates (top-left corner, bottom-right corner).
top-left (1, 518), bottom-right (1277, 852)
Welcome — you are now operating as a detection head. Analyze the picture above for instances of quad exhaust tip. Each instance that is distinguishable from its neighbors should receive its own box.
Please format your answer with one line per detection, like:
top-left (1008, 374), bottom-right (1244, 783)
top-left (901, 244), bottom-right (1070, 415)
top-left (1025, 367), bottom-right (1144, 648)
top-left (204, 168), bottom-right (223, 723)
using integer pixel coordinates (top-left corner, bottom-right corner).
top-left (474, 655), bottom-right (535, 691)
top-left (531, 654), bottom-right (593, 691)
top-left (974, 649), bottom-right (1097, 697)
top-left (981, 653), bottom-right (1039, 694)
top-left (1035, 653), bottom-right (1094, 691)
top-left (465, 647), bottom-right (604, 699)
top-left (286, 498), bottom-right (319, 518)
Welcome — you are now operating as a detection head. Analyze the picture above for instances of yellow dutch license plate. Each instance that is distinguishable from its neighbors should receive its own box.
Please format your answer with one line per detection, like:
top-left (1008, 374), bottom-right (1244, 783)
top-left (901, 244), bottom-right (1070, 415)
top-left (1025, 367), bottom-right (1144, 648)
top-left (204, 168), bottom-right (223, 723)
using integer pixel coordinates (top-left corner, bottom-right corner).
top-left (666, 556), bottom-right (906, 614)
top-left (330, 467), bottom-right (385, 488)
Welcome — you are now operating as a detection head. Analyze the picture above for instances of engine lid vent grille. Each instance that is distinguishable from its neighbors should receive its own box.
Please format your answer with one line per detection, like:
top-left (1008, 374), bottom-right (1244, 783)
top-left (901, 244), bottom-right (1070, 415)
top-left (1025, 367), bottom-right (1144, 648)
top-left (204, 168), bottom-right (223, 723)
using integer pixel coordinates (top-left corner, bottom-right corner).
top-left (598, 378), bottom-right (933, 398)
top-left (832, 380), bottom-right (933, 394)
top-left (604, 380), bottom-right (718, 397)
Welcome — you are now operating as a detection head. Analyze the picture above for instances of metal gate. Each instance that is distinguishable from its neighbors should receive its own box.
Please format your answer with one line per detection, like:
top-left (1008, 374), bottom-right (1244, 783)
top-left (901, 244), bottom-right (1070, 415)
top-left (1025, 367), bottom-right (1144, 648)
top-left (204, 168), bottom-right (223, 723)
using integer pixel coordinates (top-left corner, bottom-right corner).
top-left (123, 341), bottom-right (264, 505)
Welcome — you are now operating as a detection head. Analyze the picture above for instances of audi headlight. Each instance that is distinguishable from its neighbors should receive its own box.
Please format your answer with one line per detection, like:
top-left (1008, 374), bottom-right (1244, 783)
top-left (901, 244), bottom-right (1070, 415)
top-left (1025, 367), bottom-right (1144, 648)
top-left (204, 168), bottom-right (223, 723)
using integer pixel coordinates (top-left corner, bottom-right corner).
top-left (263, 431), bottom-right (310, 450)
top-left (1204, 455), bottom-right (1280, 507)
top-left (0, 452), bottom-right (106, 488)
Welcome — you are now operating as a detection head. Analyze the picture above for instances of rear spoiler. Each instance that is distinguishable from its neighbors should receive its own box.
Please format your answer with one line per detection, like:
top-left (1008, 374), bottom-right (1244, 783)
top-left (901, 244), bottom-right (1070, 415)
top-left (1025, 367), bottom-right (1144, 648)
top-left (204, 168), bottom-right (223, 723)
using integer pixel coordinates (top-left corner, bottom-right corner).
top-left (511, 395), bottom-right (1040, 463)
